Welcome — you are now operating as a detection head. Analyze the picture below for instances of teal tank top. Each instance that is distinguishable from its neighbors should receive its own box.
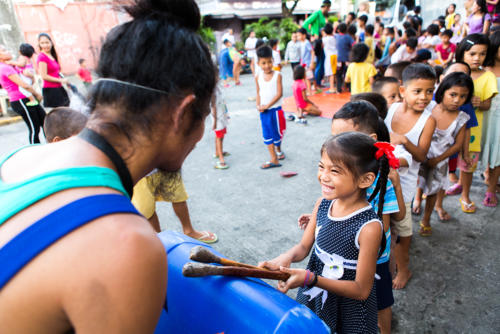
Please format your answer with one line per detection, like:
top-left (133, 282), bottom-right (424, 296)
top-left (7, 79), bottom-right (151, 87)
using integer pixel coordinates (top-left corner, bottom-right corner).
top-left (0, 145), bottom-right (128, 225)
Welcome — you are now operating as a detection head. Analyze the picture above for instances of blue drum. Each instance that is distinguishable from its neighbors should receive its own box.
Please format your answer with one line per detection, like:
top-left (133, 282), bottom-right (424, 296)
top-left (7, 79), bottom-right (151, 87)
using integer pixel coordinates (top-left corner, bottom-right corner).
top-left (154, 231), bottom-right (330, 334)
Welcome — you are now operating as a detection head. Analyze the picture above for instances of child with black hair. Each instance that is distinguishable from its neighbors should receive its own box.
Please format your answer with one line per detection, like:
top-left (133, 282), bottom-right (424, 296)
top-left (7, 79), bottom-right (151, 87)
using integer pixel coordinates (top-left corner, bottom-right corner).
top-left (345, 43), bottom-right (377, 95)
top-left (297, 28), bottom-right (314, 95)
top-left (77, 58), bottom-right (92, 89)
top-left (421, 24), bottom-right (441, 58)
top-left (335, 23), bottom-right (354, 92)
top-left (269, 39), bottom-right (281, 71)
top-left (384, 61), bottom-right (411, 84)
top-left (385, 63), bottom-right (437, 289)
top-left (261, 131), bottom-right (393, 333)
top-left (256, 46), bottom-right (285, 169)
top-left (415, 73), bottom-right (472, 236)
top-left (6, 43), bottom-right (38, 106)
top-left (372, 76), bottom-right (402, 109)
top-left (391, 37), bottom-right (418, 64)
top-left (436, 29), bottom-right (456, 66)
top-left (43, 107), bottom-right (88, 142)
top-left (347, 24), bottom-right (357, 41)
top-left (292, 65), bottom-right (321, 123)
top-left (364, 24), bottom-right (376, 64)
top-left (219, 39), bottom-right (234, 87)
top-left (323, 23), bottom-right (338, 94)
top-left (350, 92), bottom-right (388, 119)
top-left (212, 82), bottom-right (229, 169)
top-left (357, 14), bottom-right (368, 42)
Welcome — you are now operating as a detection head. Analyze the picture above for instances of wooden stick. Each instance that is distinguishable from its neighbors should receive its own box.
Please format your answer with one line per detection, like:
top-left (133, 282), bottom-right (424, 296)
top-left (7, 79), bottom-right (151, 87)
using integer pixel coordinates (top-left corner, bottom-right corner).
top-left (189, 246), bottom-right (268, 271)
top-left (182, 262), bottom-right (290, 281)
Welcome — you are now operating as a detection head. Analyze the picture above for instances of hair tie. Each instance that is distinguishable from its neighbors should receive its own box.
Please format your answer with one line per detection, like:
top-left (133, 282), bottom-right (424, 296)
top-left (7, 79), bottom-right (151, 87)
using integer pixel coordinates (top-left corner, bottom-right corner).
top-left (466, 40), bottom-right (475, 45)
top-left (374, 142), bottom-right (400, 169)
top-left (94, 78), bottom-right (168, 95)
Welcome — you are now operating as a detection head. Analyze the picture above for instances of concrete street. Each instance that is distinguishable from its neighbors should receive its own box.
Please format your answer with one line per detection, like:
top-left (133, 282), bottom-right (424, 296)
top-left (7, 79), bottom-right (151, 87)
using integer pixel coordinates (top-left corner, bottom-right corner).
top-left (1, 67), bottom-right (499, 333)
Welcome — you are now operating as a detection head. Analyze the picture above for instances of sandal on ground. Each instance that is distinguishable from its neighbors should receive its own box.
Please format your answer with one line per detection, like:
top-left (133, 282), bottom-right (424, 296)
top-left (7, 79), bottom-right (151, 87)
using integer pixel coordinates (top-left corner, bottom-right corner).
top-left (419, 222), bottom-right (432, 237)
top-left (214, 161), bottom-right (229, 169)
top-left (280, 171), bottom-right (298, 178)
top-left (213, 152), bottom-right (230, 159)
top-left (195, 231), bottom-right (218, 244)
top-left (482, 191), bottom-right (498, 207)
top-left (435, 207), bottom-right (451, 221)
top-left (460, 198), bottom-right (476, 213)
top-left (295, 117), bottom-right (308, 125)
top-left (446, 183), bottom-right (463, 196)
top-left (277, 152), bottom-right (285, 160)
top-left (287, 114), bottom-right (296, 121)
top-left (260, 162), bottom-right (282, 169)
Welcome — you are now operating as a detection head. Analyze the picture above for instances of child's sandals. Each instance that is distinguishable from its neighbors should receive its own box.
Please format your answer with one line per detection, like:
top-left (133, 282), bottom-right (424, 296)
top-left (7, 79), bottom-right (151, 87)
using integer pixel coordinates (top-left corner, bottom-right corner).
top-left (446, 183), bottom-right (463, 196)
top-left (277, 152), bottom-right (286, 160)
top-left (483, 191), bottom-right (498, 207)
top-left (419, 222), bottom-right (432, 237)
top-left (459, 198), bottom-right (476, 213)
top-left (214, 161), bottom-right (229, 170)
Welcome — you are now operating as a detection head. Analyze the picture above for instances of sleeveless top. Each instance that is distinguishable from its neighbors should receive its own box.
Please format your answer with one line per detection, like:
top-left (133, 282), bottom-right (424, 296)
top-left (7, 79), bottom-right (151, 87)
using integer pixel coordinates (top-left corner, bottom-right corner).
top-left (385, 103), bottom-right (432, 202)
top-left (0, 146), bottom-right (127, 225)
top-left (258, 71), bottom-right (281, 108)
top-left (296, 199), bottom-right (381, 333)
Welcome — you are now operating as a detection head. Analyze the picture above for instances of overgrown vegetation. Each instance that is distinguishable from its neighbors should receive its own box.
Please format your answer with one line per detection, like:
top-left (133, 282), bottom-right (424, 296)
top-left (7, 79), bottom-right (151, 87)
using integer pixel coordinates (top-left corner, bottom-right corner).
top-left (198, 16), bottom-right (216, 51)
top-left (241, 17), bottom-right (299, 54)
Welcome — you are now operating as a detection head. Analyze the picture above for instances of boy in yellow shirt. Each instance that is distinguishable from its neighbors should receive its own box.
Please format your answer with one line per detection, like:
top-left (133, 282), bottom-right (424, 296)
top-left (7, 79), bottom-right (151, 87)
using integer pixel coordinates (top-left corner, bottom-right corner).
top-left (345, 43), bottom-right (377, 95)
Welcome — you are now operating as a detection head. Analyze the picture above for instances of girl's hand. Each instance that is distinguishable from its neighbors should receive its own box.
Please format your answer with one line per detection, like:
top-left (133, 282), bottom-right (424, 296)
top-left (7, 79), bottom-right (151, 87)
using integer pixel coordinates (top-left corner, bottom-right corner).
top-left (298, 214), bottom-right (312, 230)
top-left (258, 254), bottom-right (293, 271)
top-left (462, 152), bottom-right (473, 166)
top-left (426, 157), bottom-right (439, 168)
top-left (471, 96), bottom-right (481, 108)
top-left (61, 78), bottom-right (69, 85)
top-left (390, 132), bottom-right (408, 146)
top-left (276, 267), bottom-right (308, 293)
top-left (388, 168), bottom-right (400, 186)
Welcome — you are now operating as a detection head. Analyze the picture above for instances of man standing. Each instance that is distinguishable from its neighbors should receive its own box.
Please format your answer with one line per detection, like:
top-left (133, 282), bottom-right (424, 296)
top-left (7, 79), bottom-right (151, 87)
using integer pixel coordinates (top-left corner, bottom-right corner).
top-left (284, 32), bottom-right (301, 70)
top-left (221, 29), bottom-right (235, 49)
top-left (245, 31), bottom-right (258, 74)
top-left (302, 0), bottom-right (331, 37)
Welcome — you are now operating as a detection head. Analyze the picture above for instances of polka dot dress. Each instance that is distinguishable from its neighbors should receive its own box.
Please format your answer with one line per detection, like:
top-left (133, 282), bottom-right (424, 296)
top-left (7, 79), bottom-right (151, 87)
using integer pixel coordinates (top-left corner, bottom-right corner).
top-left (296, 199), bottom-right (380, 333)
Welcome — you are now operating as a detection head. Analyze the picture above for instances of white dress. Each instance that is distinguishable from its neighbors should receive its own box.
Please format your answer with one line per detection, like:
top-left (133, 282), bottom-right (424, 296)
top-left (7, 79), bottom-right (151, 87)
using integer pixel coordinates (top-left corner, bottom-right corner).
top-left (418, 111), bottom-right (469, 195)
top-left (323, 35), bottom-right (337, 77)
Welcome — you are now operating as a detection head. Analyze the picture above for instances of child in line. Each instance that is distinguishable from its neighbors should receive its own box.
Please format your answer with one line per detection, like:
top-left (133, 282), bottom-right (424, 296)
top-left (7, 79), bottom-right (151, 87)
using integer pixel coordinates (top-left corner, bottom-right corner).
top-left (270, 39), bottom-right (282, 71)
top-left (7, 43), bottom-right (38, 106)
top-left (77, 58), bottom-right (92, 89)
top-left (291, 66), bottom-right (321, 124)
top-left (43, 107), bottom-right (88, 142)
top-left (364, 24), bottom-right (376, 64)
top-left (449, 34), bottom-right (497, 213)
top-left (335, 23), bottom-right (354, 93)
top-left (372, 76), bottom-right (402, 109)
top-left (416, 73), bottom-right (472, 236)
top-left (322, 23), bottom-right (338, 94)
top-left (436, 30), bottom-right (456, 66)
top-left (211, 82), bottom-right (229, 169)
top-left (297, 28), bottom-right (314, 95)
top-left (255, 46), bottom-right (285, 169)
top-left (384, 61), bottom-right (411, 84)
top-left (261, 132), bottom-right (393, 333)
top-left (345, 43), bottom-right (377, 95)
top-left (385, 63), bottom-right (437, 289)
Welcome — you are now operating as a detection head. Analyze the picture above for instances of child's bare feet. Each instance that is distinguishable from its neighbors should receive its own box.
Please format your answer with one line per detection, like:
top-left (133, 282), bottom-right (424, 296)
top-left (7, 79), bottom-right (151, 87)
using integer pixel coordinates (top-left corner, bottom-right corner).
top-left (435, 207), bottom-right (450, 221)
top-left (449, 172), bottom-right (458, 184)
top-left (392, 269), bottom-right (412, 289)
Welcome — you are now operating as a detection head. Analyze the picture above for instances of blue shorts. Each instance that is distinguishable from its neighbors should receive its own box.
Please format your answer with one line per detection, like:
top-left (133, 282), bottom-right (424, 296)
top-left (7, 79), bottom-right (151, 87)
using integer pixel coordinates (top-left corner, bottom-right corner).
top-left (375, 261), bottom-right (394, 310)
top-left (260, 106), bottom-right (286, 146)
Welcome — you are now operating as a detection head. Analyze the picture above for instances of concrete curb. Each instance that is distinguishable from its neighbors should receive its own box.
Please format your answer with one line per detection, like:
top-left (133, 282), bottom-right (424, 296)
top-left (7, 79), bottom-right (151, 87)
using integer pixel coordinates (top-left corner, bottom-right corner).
top-left (0, 116), bottom-right (22, 126)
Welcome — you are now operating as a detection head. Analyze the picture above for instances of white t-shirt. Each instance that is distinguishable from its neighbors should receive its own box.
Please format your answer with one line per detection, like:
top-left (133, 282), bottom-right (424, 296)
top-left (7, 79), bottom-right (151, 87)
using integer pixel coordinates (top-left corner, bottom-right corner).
top-left (272, 49), bottom-right (281, 67)
top-left (221, 33), bottom-right (235, 49)
top-left (391, 44), bottom-right (416, 64)
top-left (245, 37), bottom-right (258, 59)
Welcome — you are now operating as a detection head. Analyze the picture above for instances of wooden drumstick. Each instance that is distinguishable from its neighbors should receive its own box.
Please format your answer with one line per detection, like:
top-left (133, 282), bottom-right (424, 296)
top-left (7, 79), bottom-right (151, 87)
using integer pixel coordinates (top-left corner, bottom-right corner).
top-left (189, 246), bottom-right (268, 271)
top-left (182, 262), bottom-right (290, 281)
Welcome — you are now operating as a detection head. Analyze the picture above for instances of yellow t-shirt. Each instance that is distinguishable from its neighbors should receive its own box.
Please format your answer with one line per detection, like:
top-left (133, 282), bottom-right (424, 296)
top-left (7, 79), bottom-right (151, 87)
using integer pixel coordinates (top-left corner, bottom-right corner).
top-left (364, 36), bottom-right (375, 64)
top-left (346, 62), bottom-right (377, 95)
top-left (445, 13), bottom-right (456, 29)
top-left (470, 71), bottom-right (498, 152)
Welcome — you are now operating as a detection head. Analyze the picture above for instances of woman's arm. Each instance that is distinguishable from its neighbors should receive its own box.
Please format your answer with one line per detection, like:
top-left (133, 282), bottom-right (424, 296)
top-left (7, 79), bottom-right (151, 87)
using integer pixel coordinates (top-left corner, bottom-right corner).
top-left (483, 18), bottom-right (491, 35)
top-left (38, 61), bottom-right (67, 84)
top-left (7, 73), bottom-right (42, 101)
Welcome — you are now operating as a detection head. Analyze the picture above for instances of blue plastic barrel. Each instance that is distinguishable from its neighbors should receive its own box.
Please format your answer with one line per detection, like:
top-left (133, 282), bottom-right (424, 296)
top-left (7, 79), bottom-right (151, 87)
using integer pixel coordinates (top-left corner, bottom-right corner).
top-left (154, 231), bottom-right (330, 334)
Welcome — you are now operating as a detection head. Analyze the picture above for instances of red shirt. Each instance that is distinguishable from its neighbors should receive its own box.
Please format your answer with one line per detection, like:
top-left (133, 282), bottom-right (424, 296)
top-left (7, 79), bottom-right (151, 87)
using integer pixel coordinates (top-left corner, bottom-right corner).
top-left (436, 43), bottom-right (456, 61)
top-left (78, 67), bottom-right (92, 83)
top-left (293, 79), bottom-right (307, 109)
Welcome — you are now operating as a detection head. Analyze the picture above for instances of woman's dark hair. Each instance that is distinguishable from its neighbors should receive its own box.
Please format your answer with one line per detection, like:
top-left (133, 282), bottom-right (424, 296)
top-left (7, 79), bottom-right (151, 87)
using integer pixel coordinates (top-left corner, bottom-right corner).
top-left (337, 23), bottom-right (347, 33)
top-left (475, 0), bottom-right (488, 14)
top-left (350, 43), bottom-right (369, 62)
top-left (88, 0), bottom-right (216, 138)
top-left (434, 72), bottom-right (474, 105)
top-left (426, 24), bottom-right (440, 36)
top-left (455, 33), bottom-right (490, 66)
top-left (321, 132), bottom-right (390, 219)
top-left (19, 43), bottom-right (35, 58)
top-left (488, 31), bottom-right (500, 66)
top-left (405, 27), bottom-right (417, 38)
top-left (37, 33), bottom-right (59, 64)
top-left (365, 24), bottom-right (374, 36)
top-left (347, 24), bottom-right (357, 36)
top-left (324, 23), bottom-right (334, 35)
top-left (293, 65), bottom-right (306, 80)
top-left (255, 39), bottom-right (266, 50)
top-left (443, 61), bottom-right (472, 75)
top-left (350, 93), bottom-right (388, 119)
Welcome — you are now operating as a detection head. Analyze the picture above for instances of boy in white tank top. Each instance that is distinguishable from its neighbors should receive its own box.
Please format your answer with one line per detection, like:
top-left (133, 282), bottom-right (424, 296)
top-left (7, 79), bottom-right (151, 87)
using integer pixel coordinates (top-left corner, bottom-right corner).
top-left (255, 45), bottom-right (286, 169)
top-left (384, 64), bottom-right (437, 290)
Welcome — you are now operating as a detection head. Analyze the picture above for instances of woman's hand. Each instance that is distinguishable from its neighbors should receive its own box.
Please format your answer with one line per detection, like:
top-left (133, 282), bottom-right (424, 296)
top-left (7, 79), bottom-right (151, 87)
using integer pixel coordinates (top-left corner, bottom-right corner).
top-left (61, 78), bottom-right (69, 85)
top-left (259, 253), bottom-right (293, 271)
top-left (276, 267), bottom-right (308, 293)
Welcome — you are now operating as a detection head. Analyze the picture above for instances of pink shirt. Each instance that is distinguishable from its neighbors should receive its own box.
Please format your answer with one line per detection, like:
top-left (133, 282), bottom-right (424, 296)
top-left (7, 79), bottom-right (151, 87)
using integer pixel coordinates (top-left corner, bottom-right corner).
top-left (37, 52), bottom-right (62, 88)
top-left (78, 67), bottom-right (92, 82)
top-left (0, 63), bottom-right (26, 102)
top-left (293, 79), bottom-right (307, 109)
top-left (436, 43), bottom-right (456, 61)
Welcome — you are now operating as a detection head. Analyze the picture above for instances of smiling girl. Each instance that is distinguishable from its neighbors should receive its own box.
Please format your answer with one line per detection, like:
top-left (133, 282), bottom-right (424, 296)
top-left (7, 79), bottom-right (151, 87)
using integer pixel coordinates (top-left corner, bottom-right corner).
top-left (260, 132), bottom-right (391, 333)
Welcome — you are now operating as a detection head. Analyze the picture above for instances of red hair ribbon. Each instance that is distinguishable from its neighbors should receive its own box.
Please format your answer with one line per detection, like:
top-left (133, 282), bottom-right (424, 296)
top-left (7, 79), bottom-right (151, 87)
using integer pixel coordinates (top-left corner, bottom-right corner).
top-left (374, 142), bottom-right (400, 169)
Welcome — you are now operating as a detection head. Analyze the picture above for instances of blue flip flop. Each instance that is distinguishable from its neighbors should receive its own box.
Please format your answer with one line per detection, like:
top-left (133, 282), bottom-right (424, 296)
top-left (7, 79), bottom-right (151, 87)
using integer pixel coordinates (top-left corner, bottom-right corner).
top-left (260, 162), bottom-right (282, 169)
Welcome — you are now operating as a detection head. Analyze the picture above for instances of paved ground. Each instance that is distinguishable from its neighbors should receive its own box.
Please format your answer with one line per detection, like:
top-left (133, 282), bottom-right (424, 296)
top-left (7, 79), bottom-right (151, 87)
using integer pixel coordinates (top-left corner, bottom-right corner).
top-left (1, 67), bottom-right (499, 333)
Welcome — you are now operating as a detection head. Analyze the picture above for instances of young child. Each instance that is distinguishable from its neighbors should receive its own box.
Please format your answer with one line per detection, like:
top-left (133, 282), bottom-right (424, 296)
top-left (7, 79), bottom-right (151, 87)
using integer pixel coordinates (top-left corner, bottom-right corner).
top-left (260, 132), bottom-right (391, 333)
top-left (7, 43), bottom-right (38, 106)
top-left (270, 39), bottom-right (282, 71)
top-left (219, 39), bottom-right (234, 87)
top-left (372, 76), bottom-right (402, 109)
top-left (255, 45), bottom-right (285, 169)
top-left (357, 14), bottom-right (368, 42)
top-left (292, 66), bottom-right (321, 124)
top-left (322, 23), bottom-right (338, 94)
top-left (416, 73), bottom-right (472, 236)
top-left (385, 63), bottom-right (437, 289)
top-left (384, 61), bottom-right (411, 84)
top-left (350, 92), bottom-right (388, 119)
top-left (335, 23), bottom-right (354, 93)
top-left (436, 30), bottom-right (456, 66)
top-left (297, 28), bottom-right (314, 95)
top-left (77, 58), bottom-right (92, 89)
top-left (390, 37), bottom-right (418, 64)
top-left (43, 107), bottom-right (88, 142)
top-left (450, 34), bottom-right (498, 213)
top-left (211, 82), bottom-right (229, 169)
top-left (345, 43), bottom-right (377, 95)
